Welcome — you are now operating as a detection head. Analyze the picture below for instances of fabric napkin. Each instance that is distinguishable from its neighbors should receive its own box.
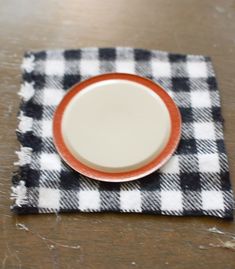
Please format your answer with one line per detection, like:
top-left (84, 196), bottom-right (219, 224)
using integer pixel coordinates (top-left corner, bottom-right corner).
top-left (12, 47), bottom-right (234, 219)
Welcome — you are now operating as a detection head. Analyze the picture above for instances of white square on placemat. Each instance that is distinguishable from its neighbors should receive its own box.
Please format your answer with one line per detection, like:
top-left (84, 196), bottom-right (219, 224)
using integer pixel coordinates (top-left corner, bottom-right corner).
top-left (78, 190), bottom-right (100, 211)
top-left (120, 190), bottom-right (141, 211)
top-left (151, 61), bottom-right (171, 77)
top-left (198, 153), bottom-right (220, 173)
top-left (191, 91), bottom-right (211, 108)
top-left (41, 120), bottom-right (52, 137)
top-left (161, 191), bottom-right (183, 211)
top-left (187, 62), bottom-right (207, 77)
top-left (194, 122), bottom-right (215, 140)
top-left (160, 155), bottom-right (180, 174)
top-left (45, 60), bottom-right (65, 75)
top-left (40, 153), bottom-right (61, 171)
top-left (80, 60), bottom-right (99, 75)
top-left (43, 88), bottom-right (64, 106)
top-left (202, 191), bottom-right (224, 210)
top-left (39, 188), bottom-right (60, 209)
top-left (116, 61), bottom-right (135, 74)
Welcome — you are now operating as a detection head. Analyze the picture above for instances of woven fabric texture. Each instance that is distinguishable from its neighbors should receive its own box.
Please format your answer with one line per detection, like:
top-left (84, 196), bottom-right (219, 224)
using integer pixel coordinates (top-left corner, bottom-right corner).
top-left (12, 47), bottom-right (234, 219)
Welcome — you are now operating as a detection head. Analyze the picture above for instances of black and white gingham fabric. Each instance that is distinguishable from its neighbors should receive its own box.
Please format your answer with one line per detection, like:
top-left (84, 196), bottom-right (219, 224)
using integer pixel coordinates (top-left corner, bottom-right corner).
top-left (12, 47), bottom-right (234, 219)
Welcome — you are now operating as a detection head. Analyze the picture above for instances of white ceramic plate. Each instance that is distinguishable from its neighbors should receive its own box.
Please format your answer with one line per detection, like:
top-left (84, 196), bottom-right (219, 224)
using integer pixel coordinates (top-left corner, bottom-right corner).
top-left (53, 73), bottom-right (181, 182)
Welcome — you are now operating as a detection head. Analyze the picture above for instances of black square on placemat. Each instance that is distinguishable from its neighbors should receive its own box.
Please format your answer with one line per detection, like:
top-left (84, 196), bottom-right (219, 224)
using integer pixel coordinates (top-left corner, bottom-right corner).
top-left (63, 74), bottom-right (82, 90)
top-left (134, 49), bottom-right (151, 61)
top-left (207, 77), bottom-right (217, 91)
top-left (177, 139), bottom-right (197, 155)
top-left (172, 77), bottom-right (190, 92)
top-left (64, 50), bottom-right (81, 60)
top-left (179, 107), bottom-right (193, 122)
top-left (60, 171), bottom-right (80, 190)
top-left (169, 54), bottom-right (187, 62)
top-left (180, 172), bottom-right (201, 191)
top-left (99, 48), bottom-right (116, 60)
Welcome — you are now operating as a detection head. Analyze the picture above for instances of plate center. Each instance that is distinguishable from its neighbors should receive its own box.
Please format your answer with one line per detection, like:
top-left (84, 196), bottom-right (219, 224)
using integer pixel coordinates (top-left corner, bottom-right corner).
top-left (61, 79), bottom-right (171, 172)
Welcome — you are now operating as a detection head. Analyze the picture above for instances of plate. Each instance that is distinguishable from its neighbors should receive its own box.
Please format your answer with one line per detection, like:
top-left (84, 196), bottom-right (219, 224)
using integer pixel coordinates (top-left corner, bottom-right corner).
top-left (53, 73), bottom-right (181, 182)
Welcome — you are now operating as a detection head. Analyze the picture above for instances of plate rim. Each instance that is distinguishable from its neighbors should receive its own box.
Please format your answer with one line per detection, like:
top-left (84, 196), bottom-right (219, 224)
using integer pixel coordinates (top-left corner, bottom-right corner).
top-left (53, 73), bottom-right (181, 182)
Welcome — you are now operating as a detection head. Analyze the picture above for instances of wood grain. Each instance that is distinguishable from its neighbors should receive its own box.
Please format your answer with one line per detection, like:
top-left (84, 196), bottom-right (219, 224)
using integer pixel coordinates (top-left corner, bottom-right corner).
top-left (0, 0), bottom-right (234, 268)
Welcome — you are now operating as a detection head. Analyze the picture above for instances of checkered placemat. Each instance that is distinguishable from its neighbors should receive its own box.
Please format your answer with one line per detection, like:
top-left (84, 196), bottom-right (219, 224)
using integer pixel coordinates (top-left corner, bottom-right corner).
top-left (12, 47), bottom-right (234, 219)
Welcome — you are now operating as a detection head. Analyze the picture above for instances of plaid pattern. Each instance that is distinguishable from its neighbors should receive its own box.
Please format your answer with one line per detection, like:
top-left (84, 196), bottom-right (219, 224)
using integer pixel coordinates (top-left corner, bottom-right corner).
top-left (12, 47), bottom-right (234, 219)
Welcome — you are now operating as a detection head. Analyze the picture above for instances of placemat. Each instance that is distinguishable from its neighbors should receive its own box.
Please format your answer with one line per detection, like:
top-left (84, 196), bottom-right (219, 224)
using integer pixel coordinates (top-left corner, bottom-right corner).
top-left (11, 47), bottom-right (234, 219)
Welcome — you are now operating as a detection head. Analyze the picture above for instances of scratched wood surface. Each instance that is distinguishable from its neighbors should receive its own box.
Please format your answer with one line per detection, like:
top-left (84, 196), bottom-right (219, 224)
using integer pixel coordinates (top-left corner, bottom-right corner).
top-left (0, 0), bottom-right (235, 268)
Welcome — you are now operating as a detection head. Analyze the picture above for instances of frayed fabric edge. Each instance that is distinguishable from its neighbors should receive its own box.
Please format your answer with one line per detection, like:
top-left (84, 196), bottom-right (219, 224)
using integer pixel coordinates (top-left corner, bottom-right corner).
top-left (11, 180), bottom-right (28, 207)
top-left (14, 147), bottom-right (32, 166)
top-left (21, 53), bottom-right (35, 73)
top-left (18, 82), bottom-right (35, 102)
top-left (11, 54), bottom-right (35, 209)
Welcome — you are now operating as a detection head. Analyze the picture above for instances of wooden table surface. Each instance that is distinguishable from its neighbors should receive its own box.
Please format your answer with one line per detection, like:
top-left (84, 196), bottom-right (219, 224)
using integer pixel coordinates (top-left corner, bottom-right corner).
top-left (0, 0), bottom-right (234, 268)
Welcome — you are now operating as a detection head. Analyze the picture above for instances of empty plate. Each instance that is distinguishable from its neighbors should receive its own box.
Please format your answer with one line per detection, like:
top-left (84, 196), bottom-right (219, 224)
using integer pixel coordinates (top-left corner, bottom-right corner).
top-left (53, 73), bottom-right (181, 182)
